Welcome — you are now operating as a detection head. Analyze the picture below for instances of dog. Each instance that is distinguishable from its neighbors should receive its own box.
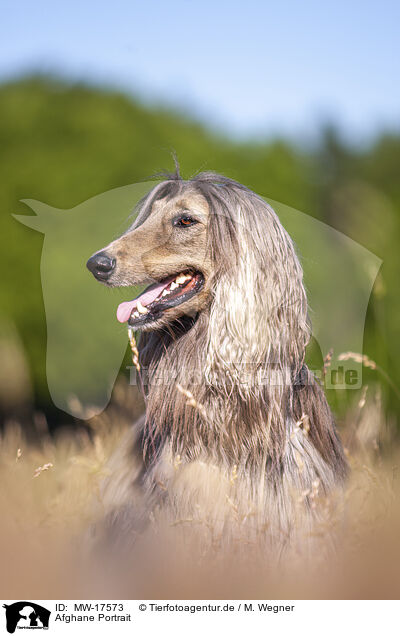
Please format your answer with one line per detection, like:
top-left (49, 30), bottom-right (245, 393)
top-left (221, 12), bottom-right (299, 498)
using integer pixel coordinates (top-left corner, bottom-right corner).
top-left (86, 170), bottom-right (347, 555)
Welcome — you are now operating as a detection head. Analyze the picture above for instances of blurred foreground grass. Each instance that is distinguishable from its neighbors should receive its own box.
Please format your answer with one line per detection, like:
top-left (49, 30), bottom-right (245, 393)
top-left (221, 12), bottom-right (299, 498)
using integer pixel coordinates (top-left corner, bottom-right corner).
top-left (1, 373), bottom-right (400, 599)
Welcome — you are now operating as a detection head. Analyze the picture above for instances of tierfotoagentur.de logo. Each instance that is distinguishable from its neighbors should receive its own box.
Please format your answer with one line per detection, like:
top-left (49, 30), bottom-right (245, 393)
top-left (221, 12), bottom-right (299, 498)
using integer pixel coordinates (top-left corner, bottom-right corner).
top-left (2, 603), bottom-right (50, 633)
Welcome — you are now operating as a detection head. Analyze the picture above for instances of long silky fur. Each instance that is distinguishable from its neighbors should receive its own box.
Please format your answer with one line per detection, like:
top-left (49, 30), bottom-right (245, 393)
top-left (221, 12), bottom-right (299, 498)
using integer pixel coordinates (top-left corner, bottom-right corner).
top-left (97, 171), bottom-right (348, 554)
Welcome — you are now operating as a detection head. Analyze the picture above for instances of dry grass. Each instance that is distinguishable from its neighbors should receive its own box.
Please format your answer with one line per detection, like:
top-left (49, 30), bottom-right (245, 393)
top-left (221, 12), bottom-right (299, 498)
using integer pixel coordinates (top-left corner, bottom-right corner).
top-left (1, 375), bottom-right (400, 600)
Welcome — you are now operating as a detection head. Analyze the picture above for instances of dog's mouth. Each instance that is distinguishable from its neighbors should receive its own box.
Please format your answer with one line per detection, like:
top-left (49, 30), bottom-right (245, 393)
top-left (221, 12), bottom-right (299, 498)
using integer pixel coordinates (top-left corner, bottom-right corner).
top-left (116, 270), bottom-right (205, 328)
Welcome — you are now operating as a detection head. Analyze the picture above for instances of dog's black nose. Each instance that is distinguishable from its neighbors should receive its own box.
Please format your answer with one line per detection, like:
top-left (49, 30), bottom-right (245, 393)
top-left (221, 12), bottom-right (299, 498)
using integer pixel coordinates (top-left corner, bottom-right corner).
top-left (86, 252), bottom-right (116, 281)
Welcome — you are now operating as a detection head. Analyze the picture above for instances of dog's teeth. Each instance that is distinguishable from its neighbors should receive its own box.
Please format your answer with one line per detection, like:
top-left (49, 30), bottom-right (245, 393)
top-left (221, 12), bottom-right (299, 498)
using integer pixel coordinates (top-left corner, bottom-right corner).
top-left (136, 301), bottom-right (149, 314)
top-left (176, 274), bottom-right (191, 285)
top-left (170, 281), bottom-right (178, 290)
top-left (162, 289), bottom-right (169, 297)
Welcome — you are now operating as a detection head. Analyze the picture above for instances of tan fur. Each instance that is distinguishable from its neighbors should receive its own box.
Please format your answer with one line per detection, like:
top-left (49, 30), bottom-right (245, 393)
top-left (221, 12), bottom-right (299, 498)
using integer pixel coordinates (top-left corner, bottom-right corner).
top-left (89, 171), bottom-right (348, 555)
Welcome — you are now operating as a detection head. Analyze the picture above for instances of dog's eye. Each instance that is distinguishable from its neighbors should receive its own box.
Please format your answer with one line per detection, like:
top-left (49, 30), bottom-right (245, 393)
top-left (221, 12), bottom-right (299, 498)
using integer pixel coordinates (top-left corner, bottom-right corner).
top-left (173, 215), bottom-right (198, 228)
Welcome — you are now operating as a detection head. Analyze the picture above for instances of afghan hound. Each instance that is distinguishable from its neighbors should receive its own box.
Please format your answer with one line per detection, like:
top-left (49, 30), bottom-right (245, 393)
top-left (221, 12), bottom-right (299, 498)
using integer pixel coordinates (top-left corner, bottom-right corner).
top-left (86, 171), bottom-right (347, 554)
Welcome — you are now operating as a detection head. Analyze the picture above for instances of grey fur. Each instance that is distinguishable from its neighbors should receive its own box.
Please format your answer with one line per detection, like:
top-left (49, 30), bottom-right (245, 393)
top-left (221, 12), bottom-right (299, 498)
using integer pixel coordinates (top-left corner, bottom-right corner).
top-left (90, 171), bottom-right (348, 552)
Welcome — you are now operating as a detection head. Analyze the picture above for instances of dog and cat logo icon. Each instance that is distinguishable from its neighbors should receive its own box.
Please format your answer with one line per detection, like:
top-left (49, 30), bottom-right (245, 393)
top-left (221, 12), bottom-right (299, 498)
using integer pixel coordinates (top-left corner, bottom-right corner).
top-left (2, 603), bottom-right (50, 633)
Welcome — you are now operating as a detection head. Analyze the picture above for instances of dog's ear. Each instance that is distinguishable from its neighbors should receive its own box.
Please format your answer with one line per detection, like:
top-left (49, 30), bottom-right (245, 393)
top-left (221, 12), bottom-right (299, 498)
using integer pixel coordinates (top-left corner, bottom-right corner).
top-left (205, 196), bottom-right (310, 397)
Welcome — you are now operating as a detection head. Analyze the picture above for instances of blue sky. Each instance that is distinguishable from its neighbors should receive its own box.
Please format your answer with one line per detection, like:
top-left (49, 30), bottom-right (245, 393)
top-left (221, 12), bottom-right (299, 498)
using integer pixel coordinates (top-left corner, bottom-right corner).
top-left (1, 0), bottom-right (399, 140)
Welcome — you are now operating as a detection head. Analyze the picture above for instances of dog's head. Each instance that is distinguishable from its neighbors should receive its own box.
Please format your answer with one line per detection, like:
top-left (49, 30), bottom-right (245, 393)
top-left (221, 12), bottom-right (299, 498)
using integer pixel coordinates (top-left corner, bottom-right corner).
top-left (86, 171), bottom-right (310, 374)
top-left (87, 177), bottom-right (215, 331)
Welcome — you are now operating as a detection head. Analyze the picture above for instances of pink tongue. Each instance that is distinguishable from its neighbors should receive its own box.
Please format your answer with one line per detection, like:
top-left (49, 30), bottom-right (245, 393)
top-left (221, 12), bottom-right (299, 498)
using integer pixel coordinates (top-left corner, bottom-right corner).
top-left (116, 276), bottom-right (176, 323)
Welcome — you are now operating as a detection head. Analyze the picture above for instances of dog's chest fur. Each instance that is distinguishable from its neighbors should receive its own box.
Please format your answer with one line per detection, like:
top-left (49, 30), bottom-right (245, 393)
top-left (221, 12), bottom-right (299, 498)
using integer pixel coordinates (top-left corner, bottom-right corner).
top-left (98, 417), bottom-right (341, 553)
